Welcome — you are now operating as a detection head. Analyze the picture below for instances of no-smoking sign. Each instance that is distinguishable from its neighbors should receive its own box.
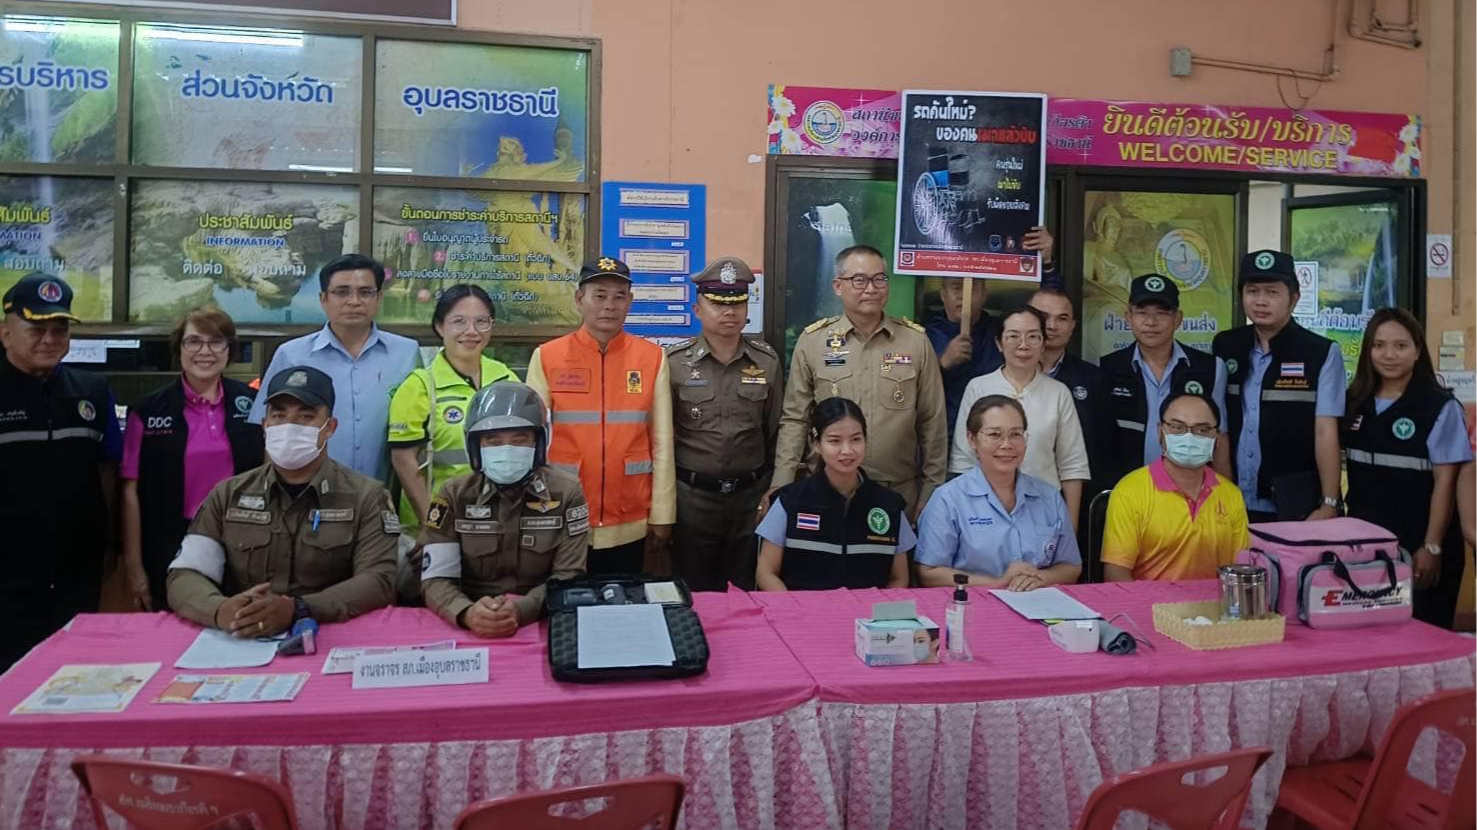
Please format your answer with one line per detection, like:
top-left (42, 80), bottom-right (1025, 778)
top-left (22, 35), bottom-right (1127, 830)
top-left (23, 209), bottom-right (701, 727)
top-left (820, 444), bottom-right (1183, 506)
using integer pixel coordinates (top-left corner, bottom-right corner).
top-left (1427, 233), bottom-right (1453, 279)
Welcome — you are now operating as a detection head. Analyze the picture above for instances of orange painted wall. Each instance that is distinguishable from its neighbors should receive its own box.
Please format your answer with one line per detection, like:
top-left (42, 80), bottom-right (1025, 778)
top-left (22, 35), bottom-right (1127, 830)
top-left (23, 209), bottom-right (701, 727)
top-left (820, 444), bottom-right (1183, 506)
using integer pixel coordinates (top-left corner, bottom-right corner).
top-left (458, 0), bottom-right (1470, 356)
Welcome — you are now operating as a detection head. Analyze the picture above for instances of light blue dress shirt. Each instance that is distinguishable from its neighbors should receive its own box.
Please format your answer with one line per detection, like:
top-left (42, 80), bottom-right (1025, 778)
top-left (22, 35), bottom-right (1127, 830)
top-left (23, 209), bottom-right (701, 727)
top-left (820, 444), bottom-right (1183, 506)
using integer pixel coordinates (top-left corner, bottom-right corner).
top-left (250, 324), bottom-right (421, 481)
top-left (1133, 342), bottom-right (1229, 465)
top-left (1236, 340), bottom-right (1346, 513)
top-left (1373, 397), bottom-right (1475, 465)
top-left (915, 466), bottom-right (1081, 577)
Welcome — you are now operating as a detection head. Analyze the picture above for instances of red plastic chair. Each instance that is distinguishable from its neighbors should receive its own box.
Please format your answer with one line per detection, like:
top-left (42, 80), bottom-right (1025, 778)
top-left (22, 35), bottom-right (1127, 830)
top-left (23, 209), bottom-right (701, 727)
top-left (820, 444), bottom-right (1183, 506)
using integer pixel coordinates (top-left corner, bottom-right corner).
top-left (71, 754), bottom-right (299, 830)
top-left (1075, 747), bottom-right (1274, 830)
top-left (454, 775), bottom-right (685, 830)
top-left (1272, 687), bottom-right (1476, 829)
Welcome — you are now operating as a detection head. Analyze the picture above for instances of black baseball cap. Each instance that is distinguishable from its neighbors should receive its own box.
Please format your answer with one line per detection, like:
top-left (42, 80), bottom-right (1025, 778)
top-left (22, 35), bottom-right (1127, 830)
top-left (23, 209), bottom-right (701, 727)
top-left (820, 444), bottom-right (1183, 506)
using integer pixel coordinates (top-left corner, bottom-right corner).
top-left (266, 365), bottom-right (335, 410)
top-left (2, 273), bottom-right (79, 322)
top-left (1129, 273), bottom-right (1180, 310)
top-left (1240, 249), bottom-right (1297, 287)
top-left (578, 256), bottom-right (632, 285)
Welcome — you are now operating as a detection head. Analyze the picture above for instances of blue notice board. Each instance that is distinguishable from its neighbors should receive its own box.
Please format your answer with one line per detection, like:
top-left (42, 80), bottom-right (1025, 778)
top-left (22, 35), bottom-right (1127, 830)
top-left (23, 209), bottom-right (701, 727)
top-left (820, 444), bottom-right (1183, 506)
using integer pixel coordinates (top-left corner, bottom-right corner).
top-left (600, 181), bottom-right (705, 339)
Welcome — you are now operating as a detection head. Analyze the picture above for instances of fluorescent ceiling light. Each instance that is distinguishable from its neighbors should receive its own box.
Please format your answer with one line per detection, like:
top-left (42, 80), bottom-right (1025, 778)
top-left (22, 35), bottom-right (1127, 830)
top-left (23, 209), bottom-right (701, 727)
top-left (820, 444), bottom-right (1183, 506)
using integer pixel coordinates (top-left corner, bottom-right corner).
top-left (289, 164), bottom-right (352, 173)
top-left (138, 24), bottom-right (303, 48)
top-left (374, 166), bottom-right (414, 174)
top-left (3, 16), bottom-right (77, 33)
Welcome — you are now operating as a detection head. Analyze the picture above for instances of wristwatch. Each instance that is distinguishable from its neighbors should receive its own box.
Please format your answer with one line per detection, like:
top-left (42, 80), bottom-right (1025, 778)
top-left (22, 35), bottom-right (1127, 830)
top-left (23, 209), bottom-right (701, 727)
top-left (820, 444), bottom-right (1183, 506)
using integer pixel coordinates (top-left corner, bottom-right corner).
top-left (1321, 496), bottom-right (1343, 511)
top-left (292, 596), bottom-right (312, 622)
top-left (1424, 542), bottom-right (1443, 557)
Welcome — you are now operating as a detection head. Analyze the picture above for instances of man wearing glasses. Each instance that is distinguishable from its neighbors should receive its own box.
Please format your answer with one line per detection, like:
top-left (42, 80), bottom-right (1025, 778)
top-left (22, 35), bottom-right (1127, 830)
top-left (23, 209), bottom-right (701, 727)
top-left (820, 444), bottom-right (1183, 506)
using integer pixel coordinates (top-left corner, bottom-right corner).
top-left (768, 244), bottom-right (947, 520)
top-left (1101, 391), bottom-right (1249, 581)
top-left (250, 254), bottom-right (421, 481)
top-left (1097, 274), bottom-right (1229, 487)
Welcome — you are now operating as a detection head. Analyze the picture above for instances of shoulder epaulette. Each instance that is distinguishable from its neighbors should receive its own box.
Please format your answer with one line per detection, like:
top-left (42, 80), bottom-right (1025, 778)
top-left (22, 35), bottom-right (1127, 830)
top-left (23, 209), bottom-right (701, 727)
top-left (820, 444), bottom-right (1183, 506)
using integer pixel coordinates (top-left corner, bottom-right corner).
top-left (802, 316), bottom-right (840, 335)
top-left (897, 316), bottom-right (926, 333)
top-left (744, 336), bottom-right (777, 356)
top-left (665, 336), bottom-right (698, 355)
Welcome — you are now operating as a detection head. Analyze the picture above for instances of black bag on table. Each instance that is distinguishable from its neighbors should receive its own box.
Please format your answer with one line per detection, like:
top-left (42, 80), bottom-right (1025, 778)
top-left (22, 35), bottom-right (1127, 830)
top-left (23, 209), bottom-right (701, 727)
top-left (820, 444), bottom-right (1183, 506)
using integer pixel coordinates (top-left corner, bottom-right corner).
top-left (543, 574), bottom-right (710, 683)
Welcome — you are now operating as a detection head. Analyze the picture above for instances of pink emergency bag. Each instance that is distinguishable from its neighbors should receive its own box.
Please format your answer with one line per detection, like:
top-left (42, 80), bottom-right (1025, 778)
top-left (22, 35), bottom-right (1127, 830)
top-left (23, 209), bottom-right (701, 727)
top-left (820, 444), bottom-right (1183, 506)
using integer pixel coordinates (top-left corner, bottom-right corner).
top-left (1235, 518), bottom-right (1412, 629)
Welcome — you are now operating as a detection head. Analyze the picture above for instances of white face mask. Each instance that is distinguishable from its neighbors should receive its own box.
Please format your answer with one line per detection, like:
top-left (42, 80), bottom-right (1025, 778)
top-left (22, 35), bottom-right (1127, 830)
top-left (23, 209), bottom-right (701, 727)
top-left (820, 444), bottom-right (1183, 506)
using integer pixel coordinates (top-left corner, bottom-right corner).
top-left (264, 422), bottom-right (327, 470)
top-left (481, 444), bottom-right (536, 485)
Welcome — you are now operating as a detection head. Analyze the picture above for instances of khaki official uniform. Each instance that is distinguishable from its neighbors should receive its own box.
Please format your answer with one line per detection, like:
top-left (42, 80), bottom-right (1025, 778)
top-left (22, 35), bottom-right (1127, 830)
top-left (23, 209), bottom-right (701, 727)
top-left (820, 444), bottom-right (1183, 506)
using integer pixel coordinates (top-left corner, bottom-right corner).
top-left (771, 314), bottom-right (948, 514)
top-left (166, 458), bottom-right (398, 627)
top-left (417, 467), bottom-right (589, 627)
top-left (667, 329), bottom-right (783, 590)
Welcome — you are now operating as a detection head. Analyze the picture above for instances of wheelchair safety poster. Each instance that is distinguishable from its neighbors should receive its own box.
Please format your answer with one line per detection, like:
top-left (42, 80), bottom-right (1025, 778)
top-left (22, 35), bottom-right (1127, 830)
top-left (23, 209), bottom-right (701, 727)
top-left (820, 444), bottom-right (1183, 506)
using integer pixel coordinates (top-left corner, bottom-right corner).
top-left (893, 90), bottom-right (1046, 280)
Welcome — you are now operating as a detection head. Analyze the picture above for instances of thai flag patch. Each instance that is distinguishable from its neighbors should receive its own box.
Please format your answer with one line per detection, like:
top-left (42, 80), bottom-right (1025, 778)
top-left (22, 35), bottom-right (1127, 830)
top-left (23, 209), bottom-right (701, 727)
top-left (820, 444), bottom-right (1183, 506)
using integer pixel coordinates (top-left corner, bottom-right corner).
top-left (795, 512), bottom-right (821, 531)
top-left (1281, 362), bottom-right (1305, 378)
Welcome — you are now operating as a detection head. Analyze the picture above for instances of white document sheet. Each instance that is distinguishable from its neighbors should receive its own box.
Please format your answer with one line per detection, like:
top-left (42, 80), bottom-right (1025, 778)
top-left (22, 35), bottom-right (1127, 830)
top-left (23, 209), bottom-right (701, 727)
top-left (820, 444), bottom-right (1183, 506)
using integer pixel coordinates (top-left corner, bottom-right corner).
top-left (576, 604), bottom-right (676, 669)
top-left (174, 628), bottom-right (281, 669)
top-left (988, 587), bottom-right (1100, 620)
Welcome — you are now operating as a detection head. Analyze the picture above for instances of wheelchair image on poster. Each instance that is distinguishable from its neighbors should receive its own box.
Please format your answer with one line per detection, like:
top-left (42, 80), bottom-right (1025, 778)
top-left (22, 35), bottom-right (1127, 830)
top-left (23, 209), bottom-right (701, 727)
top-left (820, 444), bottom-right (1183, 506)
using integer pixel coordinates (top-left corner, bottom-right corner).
top-left (911, 145), bottom-right (979, 237)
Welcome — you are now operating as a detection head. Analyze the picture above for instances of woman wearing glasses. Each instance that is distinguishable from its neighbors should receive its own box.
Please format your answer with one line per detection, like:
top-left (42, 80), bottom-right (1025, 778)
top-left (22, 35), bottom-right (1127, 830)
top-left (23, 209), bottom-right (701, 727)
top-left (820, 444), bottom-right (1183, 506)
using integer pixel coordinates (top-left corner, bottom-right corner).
top-left (121, 308), bottom-right (263, 610)
top-left (388, 284), bottom-right (518, 537)
top-left (918, 395), bottom-right (1081, 591)
top-left (948, 305), bottom-right (1091, 529)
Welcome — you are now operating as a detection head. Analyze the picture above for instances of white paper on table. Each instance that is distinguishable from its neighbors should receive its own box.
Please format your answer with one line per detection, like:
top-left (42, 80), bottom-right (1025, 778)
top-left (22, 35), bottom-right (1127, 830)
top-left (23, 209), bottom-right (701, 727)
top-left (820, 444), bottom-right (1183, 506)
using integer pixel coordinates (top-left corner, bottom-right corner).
top-left (321, 640), bottom-right (456, 675)
top-left (988, 587), bottom-right (1100, 620)
top-left (576, 604), bottom-right (676, 669)
top-left (174, 628), bottom-right (282, 669)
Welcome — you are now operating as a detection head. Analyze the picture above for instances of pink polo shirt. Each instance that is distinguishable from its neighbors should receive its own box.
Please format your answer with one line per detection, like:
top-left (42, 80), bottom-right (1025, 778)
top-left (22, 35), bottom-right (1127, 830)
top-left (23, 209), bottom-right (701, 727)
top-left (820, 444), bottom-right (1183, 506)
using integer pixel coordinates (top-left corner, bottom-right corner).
top-left (121, 378), bottom-right (237, 518)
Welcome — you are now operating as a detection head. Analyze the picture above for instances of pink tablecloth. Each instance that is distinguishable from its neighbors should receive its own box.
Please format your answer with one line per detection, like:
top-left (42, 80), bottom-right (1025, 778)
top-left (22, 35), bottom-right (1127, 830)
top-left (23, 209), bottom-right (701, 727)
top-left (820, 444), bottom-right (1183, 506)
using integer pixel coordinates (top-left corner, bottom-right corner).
top-left (748, 581), bottom-right (1477, 830)
top-left (0, 594), bottom-right (837, 830)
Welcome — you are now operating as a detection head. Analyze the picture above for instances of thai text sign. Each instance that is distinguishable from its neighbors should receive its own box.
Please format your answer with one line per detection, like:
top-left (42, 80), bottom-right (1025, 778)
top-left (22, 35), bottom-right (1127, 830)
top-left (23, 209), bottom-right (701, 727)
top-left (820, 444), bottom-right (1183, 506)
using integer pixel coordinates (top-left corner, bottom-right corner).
top-left (1046, 100), bottom-right (1422, 178)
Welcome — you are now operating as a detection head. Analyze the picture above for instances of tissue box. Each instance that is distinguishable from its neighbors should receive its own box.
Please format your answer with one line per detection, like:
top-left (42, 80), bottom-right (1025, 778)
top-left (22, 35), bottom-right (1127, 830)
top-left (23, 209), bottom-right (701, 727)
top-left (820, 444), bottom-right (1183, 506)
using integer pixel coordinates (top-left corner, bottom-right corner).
top-left (854, 613), bottom-right (941, 666)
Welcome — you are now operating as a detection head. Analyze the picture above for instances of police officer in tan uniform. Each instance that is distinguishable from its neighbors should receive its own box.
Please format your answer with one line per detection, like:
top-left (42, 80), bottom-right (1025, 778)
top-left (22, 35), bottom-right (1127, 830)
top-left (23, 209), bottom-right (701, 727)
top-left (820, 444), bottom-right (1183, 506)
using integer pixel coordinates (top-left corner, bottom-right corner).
top-left (167, 366), bottom-right (397, 636)
top-left (769, 244), bottom-right (948, 519)
top-left (418, 381), bottom-right (588, 637)
top-left (666, 257), bottom-right (783, 590)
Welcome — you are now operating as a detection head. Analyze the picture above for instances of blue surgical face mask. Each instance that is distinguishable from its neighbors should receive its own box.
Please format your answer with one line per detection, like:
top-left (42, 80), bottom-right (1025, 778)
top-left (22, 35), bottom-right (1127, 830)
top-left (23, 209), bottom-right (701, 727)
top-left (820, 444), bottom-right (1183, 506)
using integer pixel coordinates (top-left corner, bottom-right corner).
top-left (1163, 431), bottom-right (1215, 468)
top-left (480, 444), bottom-right (536, 485)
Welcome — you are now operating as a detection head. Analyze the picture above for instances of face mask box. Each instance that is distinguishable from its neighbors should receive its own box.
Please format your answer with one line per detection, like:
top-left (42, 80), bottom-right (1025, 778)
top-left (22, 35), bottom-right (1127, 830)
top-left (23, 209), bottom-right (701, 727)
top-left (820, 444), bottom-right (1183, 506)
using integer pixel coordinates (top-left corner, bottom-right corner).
top-left (855, 600), bottom-right (940, 666)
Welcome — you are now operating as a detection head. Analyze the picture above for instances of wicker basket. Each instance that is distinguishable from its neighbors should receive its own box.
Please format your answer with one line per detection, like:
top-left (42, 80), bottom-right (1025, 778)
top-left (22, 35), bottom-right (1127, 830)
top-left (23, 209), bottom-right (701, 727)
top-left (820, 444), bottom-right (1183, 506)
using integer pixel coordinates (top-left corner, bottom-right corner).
top-left (1152, 600), bottom-right (1286, 651)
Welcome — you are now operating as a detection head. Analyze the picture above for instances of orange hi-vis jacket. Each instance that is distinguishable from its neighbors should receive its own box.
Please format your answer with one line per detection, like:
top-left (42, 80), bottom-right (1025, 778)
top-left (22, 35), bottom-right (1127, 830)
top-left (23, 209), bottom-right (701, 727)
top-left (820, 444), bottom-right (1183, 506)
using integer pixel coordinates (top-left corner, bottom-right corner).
top-left (534, 328), bottom-right (670, 529)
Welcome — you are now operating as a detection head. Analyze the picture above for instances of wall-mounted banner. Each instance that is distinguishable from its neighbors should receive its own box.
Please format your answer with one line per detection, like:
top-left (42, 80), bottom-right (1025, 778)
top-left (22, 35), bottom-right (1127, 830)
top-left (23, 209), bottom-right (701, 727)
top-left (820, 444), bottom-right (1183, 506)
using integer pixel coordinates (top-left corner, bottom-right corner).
top-left (894, 90), bottom-right (1045, 280)
top-left (768, 87), bottom-right (1422, 181)
top-left (373, 186), bottom-right (584, 327)
top-left (1047, 100), bottom-right (1422, 178)
top-left (128, 179), bottom-right (359, 323)
top-left (374, 39), bottom-right (587, 182)
top-left (0, 175), bottom-right (114, 320)
top-left (768, 85), bottom-right (899, 157)
top-left (0, 15), bottom-right (119, 165)
top-left (601, 181), bottom-right (705, 339)
top-left (131, 24), bottom-right (361, 171)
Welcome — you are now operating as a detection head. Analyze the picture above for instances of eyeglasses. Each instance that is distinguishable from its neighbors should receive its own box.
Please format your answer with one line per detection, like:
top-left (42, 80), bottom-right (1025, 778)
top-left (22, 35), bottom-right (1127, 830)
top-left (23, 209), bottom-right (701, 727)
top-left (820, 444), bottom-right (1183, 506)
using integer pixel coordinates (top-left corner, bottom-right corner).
top-left (1130, 307), bottom-right (1176, 323)
top-left (1001, 332), bottom-right (1043, 347)
top-left (978, 428), bottom-right (1028, 446)
top-left (327, 286), bottom-right (380, 301)
top-left (181, 336), bottom-right (229, 354)
top-left (1162, 421), bottom-right (1217, 438)
top-left (841, 275), bottom-right (889, 290)
top-left (446, 316), bottom-right (494, 334)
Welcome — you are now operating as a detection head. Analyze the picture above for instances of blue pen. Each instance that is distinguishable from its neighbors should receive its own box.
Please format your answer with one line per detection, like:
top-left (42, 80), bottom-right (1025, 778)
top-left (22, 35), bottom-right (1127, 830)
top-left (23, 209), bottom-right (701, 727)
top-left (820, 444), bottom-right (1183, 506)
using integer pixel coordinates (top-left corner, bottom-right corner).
top-left (311, 509), bottom-right (320, 533)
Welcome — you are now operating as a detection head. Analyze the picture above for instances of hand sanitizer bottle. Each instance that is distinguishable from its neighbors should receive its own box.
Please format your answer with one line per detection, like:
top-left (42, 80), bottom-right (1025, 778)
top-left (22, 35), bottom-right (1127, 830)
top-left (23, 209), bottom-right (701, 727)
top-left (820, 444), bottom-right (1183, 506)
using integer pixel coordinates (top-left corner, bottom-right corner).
top-left (946, 573), bottom-right (972, 661)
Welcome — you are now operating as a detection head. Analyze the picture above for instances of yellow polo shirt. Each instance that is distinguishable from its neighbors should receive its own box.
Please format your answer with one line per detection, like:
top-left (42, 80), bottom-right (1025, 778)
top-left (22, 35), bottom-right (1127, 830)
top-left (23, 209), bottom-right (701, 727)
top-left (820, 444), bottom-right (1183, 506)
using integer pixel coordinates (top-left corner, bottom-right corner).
top-left (1102, 459), bottom-right (1249, 581)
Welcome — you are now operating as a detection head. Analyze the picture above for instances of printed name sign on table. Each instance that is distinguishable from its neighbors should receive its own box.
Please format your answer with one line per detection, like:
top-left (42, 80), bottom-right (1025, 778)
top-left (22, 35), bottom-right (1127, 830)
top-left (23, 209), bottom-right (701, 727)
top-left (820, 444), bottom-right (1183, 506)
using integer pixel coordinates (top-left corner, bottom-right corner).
top-left (351, 647), bottom-right (489, 689)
